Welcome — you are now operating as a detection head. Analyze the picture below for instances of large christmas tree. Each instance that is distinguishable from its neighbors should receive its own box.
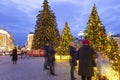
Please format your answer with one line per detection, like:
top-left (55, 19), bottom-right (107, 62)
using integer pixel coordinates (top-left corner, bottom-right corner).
top-left (32, 0), bottom-right (60, 49)
top-left (84, 4), bottom-right (108, 52)
top-left (85, 4), bottom-right (120, 78)
top-left (56, 22), bottom-right (73, 55)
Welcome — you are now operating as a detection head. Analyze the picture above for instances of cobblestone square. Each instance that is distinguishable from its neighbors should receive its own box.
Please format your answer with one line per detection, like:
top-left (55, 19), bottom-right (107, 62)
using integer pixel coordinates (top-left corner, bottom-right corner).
top-left (0, 56), bottom-right (80, 80)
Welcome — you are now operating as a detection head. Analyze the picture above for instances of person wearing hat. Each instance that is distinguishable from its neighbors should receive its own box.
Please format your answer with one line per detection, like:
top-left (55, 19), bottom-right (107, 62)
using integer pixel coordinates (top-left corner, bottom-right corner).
top-left (69, 41), bottom-right (77, 80)
top-left (77, 39), bottom-right (96, 80)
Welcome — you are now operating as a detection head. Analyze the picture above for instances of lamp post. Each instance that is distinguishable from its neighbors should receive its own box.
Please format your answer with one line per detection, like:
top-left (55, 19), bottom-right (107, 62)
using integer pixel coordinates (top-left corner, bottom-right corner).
top-left (78, 30), bottom-right (84, 47)
top-left (78, 30), bottom-right (84, 41)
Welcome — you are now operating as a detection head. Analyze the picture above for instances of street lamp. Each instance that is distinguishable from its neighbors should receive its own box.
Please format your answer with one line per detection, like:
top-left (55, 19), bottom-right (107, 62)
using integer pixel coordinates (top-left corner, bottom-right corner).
top-left (78, 30), bottom-right (84, 40)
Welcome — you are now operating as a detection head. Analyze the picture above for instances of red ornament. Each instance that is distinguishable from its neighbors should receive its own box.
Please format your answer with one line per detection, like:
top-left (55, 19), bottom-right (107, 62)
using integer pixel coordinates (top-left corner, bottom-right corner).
top-left (100, 33), bottom-right (104, 37)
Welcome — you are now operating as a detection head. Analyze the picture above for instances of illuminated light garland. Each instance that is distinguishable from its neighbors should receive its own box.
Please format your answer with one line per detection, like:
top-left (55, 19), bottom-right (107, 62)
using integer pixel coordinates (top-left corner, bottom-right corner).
top-left (96, 53), bottom-right (119, 80)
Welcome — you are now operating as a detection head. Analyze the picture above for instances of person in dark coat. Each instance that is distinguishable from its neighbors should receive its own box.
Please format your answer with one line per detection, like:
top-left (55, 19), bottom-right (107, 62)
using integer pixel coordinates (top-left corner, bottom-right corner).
top-left (43, 42), bottom-right (50, 70)
top-left (11, 47), bottom-right (18, 64)
top-left (77, 39), bottom-right (96, 80)
top-left (69, 41), bottom-right (77, 80)
top-left (47, 43), bottom-right (56, 75)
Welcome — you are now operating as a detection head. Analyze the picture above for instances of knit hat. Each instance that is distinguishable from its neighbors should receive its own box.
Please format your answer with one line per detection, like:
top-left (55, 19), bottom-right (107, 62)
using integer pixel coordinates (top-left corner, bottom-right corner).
top-left (82, 39), bottom-right (90, 45)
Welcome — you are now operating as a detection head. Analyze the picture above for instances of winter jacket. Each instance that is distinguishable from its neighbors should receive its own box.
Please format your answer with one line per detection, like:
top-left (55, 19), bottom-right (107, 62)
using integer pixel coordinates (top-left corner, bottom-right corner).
top-left (77, 45), bottom-right (96, 76)
top-left (69, 46), bottom-right (77, 66)
top-left (12, 48), bottom-right (18, 61)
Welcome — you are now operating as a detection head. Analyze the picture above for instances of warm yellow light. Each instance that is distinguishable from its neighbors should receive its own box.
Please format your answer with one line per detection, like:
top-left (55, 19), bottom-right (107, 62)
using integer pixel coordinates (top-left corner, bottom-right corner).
top-left (55, 54), bottom-right (70, 62)
top-left (55, 55), bottom-right (70, 60)
top-left (98, 62), bottom-right (119, 80)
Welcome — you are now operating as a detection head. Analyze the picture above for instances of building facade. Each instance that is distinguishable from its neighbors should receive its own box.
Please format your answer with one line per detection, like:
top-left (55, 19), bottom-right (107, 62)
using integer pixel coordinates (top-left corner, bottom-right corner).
top-left (25, 32), bottom-right (34, 50)
top-left (0, 28), bottom-right (14, 52)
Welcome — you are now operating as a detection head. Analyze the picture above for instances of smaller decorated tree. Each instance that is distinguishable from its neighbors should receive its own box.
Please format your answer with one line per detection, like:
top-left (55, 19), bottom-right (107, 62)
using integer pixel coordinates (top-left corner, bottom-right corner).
top-left (107, 36), bottom-right (119, 71)
top-left (56, 22), bottom-right (73, 59)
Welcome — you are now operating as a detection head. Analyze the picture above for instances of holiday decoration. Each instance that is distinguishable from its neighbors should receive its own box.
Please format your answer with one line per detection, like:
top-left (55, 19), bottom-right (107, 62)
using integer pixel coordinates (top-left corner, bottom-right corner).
top-left (32, 0), bottom-right (60, 49)
top-left (84, 4), bottom-right (108, 52)
top-left (56, 22), bottom-right (73, 59)
top-left (84, 4), bottom-right (119, 79)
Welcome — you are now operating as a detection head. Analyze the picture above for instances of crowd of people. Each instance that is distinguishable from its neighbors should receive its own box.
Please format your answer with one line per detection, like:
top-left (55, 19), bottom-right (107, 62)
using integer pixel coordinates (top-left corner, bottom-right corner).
top-left (43, 39), bottom-right (98, 80)
top-left (10, 39), bottom-right (108, 80)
